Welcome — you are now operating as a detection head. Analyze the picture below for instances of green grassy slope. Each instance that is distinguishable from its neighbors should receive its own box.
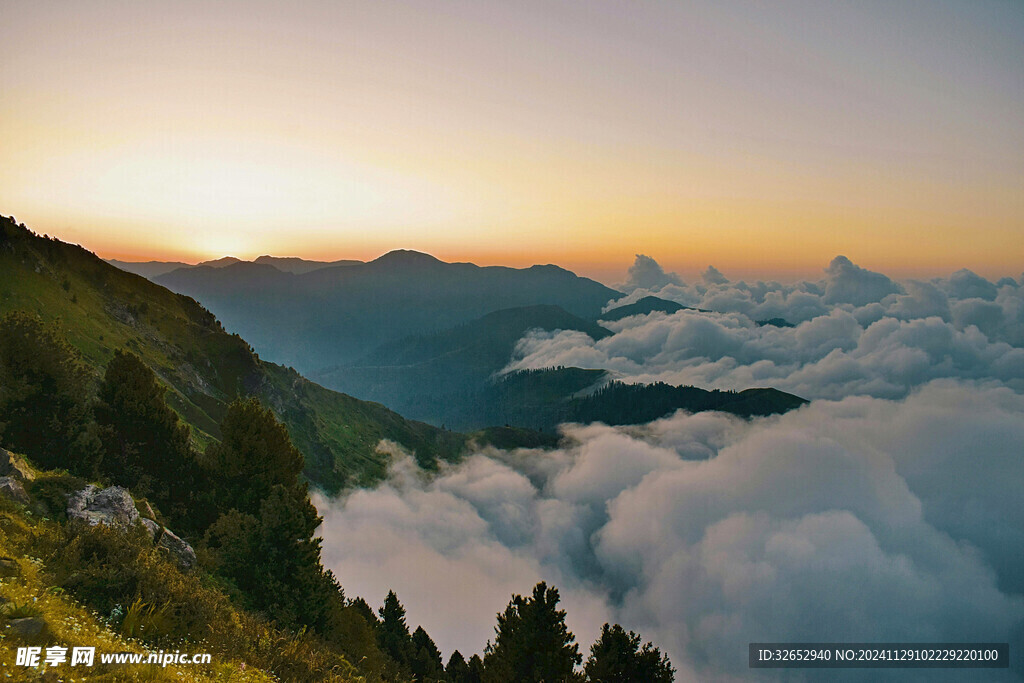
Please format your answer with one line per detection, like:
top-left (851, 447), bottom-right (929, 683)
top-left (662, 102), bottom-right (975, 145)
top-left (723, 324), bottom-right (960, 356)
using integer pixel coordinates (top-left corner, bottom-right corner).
top-left (0, 216), bottom-right (465, 491)
top-left (0, 455), bottom-right (362, 682)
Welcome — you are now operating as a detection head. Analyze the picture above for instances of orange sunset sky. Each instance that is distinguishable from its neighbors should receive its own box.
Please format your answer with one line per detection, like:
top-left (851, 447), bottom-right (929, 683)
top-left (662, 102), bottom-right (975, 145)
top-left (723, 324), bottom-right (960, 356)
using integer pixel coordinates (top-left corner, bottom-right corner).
top-left (1, 1), bottom-right (1022, 284)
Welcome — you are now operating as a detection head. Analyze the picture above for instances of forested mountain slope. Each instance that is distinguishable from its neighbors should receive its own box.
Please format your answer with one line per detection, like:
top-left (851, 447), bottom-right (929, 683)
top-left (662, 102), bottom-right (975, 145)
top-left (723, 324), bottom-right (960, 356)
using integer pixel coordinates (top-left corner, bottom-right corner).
top-left (0, 216), bottom-right (463, 491)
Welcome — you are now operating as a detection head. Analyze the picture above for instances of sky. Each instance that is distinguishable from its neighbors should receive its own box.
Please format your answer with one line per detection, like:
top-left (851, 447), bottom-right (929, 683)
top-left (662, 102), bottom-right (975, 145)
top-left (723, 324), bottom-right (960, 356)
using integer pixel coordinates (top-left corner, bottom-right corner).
top-left (1, 0), bottom-right (1022, 283)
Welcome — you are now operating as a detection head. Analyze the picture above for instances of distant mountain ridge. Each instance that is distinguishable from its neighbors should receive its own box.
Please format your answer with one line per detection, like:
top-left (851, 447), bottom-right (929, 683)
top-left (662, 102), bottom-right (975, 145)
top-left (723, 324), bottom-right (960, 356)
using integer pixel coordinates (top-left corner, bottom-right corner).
top-left (101, 238), bottom-right (806, 439)
top-left (106, 259), bottom-right (195, 279)
top-left (154, 250), bottom-right (623, 373)
top-left (107, 254), bottom-right (363, 279)
top-left (315, 304), bottom-right (612, 426)
top-left (477, 369), bottom-right (808, 432)
top-left (253, 254), bottom-right (362, 273)
top-left (600, 295), bottom-right (697, 321)
top-left (601, 295), bottom-right (794, 328)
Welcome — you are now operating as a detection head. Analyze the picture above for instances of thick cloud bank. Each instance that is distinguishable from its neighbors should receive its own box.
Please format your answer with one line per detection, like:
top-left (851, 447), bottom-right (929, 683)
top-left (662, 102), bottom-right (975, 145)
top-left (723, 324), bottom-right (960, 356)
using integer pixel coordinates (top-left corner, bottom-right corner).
top-left (510, 257), bottom-right (1024, 400)
top-left (318, 257), bottom-right (1024, 681)
top-left (318, 382), bottom-right (1024, 680)
top-left (621, 253), bottom-right (684, 291)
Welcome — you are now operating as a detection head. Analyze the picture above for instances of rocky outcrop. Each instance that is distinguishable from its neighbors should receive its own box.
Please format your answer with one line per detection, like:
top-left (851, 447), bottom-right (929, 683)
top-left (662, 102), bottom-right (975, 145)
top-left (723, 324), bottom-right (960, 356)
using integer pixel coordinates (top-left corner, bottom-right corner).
top-left (66, 485), bottom-right (139, 529)
top-left (0, 448), bottom-right (34, 482)
top-left (141, 517), bottom-right (160, 538)
top-left (68, 485), bottom-right (196, 570)
top-left (141, 521), bottom-right (197, 570)
top-left (0, 477), bottom-right (29, 505)
top-left (8, 617), bottom-right (46, 640)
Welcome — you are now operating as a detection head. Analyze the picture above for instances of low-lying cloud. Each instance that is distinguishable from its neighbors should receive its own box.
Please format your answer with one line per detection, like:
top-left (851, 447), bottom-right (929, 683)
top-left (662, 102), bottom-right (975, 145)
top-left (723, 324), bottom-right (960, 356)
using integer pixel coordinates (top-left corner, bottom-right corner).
top-left (621, 253), bottom-right (684, 291)
top-left (318, 382), bottom-right (1024, 679)
top-left (509, 257), bottom-right (1024, 400)
top-left (317, 256), bottom-right (1024, 680)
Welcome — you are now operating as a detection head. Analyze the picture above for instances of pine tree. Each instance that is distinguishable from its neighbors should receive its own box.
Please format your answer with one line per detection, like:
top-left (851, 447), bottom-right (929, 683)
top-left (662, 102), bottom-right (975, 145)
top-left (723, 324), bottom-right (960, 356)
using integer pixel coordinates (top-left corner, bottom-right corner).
top-left (0, 311), bottom-right (96, 472)
top-left (94, 349), bottom-right (197, 520)
top-left (468, 655), bottom-right (486, 683)
top-left (448, 650), bottom-right (486, 683)
top-left (410, 625), bottom-right (444, 682)
top-left (377, 590), bottom-right (415, 675)
top-left (584, 623), bottom-right (674, 682)
top-left (483, 582), bottom-right (581, 683)
top-left (205, 397), bottom-right (305, 518)
top-left (320, 592), bottom-right (393, 683)
top-left (204, 483), bottom-right (331, 629)
top-left (202, 398), bottom-right (330, 630)
top-left (348, 596), bottom-right (379, 628)
top-left (446, 651), bottom-right (470, 682)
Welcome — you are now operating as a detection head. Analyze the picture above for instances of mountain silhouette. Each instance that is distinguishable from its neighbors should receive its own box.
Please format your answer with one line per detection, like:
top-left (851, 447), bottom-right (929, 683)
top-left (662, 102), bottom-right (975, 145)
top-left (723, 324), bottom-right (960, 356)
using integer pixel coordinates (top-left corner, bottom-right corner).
top-left (155, 251), bottom-right (622, 373)
top-left (315, 305), bottom-right (612, 426)
top-left (600, 295), bottom-right (696, 321)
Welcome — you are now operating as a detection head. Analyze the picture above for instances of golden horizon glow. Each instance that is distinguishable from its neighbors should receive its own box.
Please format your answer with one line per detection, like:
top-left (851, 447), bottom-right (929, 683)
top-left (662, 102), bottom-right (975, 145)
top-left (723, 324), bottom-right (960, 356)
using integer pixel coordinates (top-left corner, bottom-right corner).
top-left (2, 1), bottom-right (1022, 283)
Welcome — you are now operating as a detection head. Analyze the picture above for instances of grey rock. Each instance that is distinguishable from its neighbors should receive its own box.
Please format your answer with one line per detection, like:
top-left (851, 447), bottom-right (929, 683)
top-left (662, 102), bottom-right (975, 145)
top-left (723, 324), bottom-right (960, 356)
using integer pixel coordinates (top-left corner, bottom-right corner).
top-left (141, 515), bottom-right (195, 570)
top-left (8, 617), bottom-right (46, 639)
top-left (66, 485), bottom-right (196, 570)
top-left (156, 526), bottom-right (197, 570)
top-left (0, 448), bottom-right (34, 482)
top-left (66, 485), bottom-right (139, 529)
top-left (141, 517), bottom-right (160, 539)
top-left (0, 477), bottom-right (29, 505)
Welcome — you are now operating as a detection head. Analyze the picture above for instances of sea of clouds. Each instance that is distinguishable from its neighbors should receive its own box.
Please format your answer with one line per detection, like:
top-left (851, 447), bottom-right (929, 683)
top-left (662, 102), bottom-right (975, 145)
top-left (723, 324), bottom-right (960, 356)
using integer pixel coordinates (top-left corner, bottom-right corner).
top-left (317, 256), bottom-right (1024, 681)
top-left (506, 255), bottom-right (1024, 400)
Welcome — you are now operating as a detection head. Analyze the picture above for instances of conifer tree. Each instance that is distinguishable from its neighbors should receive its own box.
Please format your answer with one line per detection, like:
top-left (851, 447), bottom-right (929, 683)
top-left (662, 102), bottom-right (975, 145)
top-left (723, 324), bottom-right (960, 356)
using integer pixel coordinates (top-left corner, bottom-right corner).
top-left (377, 590), bottom-right (415, 674)
top-left (483, 582), bottom-right (581, 683)
top-left (205, 397), bottom-right (305, 518)
top-left (411, 625), bottom-right (445, 682)
top-left (467, 655), bottom-right (486, 683)
top-left (448, 650), bottom-right (486, 683)
top-left (94, 349), bottom-right (197, 519)
top-left (446, 651), bottom-right (470, 682)
top-left (202, 398), bottom-right (329, 629)
top-left (0, 311), bottom-right (95, 471)
top-left (348, 596), bottom-right (379, 628)
top-left (584, 623), bottom-right (674, 682)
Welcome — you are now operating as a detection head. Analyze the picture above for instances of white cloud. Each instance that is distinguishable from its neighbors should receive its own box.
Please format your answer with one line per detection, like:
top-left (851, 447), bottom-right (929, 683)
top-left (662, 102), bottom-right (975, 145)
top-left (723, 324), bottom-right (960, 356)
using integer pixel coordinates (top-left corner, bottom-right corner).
top-left (619, 254), bottom-right (683, 292)
top-left (318, 383), bottom-right (1024, 680)
top-left (508, 309), bottom-right (1024, 401)
top-left (822, 255), bottom-right (902, 306)
top-left (513, 257), bottom-right (1024, 401)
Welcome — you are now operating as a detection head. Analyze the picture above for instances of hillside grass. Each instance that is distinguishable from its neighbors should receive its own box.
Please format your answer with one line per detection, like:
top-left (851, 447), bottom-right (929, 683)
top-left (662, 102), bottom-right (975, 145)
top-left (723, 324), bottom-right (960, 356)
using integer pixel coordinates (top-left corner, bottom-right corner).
top-left (0, 500), bottom-right (307, 681)
top-left (0, 453), bottom-right (368, 682)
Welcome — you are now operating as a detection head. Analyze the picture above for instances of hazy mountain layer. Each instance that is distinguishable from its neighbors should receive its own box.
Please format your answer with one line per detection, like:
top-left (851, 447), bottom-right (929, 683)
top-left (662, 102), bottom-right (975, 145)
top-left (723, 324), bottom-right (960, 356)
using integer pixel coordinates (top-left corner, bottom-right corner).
top-left (599, 295), bottom-right (694, 321)
top-left (253, 254), bottom-right (362, 274)
top-left (155, 250), bottom-right (622, 373)
top-left (474, 368), bottom-right (807, 432)
top-left (106, 259), bottom-right (195, 279)
top-left (314, 305), bottom-right (612, 427)
top-left (108, 254), bottom-right (361, 279)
